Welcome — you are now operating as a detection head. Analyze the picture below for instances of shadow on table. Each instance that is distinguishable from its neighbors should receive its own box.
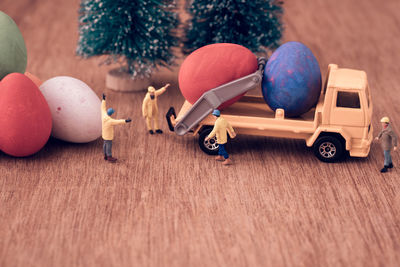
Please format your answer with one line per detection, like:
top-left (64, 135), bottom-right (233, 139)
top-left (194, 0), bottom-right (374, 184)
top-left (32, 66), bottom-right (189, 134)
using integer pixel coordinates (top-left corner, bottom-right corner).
top-left (0, 137), bottom-right (102, 161)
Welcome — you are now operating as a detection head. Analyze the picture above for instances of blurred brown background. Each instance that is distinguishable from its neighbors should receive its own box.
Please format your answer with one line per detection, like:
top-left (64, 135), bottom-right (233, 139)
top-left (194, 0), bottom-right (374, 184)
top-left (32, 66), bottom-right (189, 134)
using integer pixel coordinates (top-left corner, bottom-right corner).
top-left (1, 0), bottom-right (400, 266)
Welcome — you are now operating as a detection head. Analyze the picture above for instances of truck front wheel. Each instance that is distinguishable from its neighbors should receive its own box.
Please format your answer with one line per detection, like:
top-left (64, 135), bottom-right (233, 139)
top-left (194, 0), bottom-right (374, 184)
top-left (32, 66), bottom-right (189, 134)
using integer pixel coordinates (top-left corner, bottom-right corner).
top-left (198, 128), bottom-right (219, 155)
top-left (313, 136), bottom-right (344, 163)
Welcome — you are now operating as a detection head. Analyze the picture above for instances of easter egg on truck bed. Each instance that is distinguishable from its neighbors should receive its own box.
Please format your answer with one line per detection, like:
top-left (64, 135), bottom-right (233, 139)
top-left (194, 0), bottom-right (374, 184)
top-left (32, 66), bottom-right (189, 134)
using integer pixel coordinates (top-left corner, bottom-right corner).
top-left (262, 41), bottom-right (322, 117)
top-left (179, 43), bottom-right (258, 110)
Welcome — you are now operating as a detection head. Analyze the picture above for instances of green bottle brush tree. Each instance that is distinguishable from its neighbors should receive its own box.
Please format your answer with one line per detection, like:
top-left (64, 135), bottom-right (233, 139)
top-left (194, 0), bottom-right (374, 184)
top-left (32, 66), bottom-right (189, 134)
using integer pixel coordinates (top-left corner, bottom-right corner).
top-left (77, 0), bottom-right (179, 91)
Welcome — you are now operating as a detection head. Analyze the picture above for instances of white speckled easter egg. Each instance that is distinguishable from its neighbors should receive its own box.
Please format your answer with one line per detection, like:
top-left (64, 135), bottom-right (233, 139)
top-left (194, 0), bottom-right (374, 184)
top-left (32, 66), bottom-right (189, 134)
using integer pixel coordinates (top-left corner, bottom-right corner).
top-left (39, 76), bottom-right (101, 143)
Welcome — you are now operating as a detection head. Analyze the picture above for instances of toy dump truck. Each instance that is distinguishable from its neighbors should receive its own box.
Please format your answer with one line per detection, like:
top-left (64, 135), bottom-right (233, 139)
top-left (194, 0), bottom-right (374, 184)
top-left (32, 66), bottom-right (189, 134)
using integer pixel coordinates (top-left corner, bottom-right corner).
top-left (166, 58), bottom-right (373, 162)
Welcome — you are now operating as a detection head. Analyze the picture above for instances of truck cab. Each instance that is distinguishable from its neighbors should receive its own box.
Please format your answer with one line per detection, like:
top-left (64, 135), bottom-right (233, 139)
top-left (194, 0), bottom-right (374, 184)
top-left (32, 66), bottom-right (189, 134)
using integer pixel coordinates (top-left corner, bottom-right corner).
top-left (308, 64), bottom-right (373, 159)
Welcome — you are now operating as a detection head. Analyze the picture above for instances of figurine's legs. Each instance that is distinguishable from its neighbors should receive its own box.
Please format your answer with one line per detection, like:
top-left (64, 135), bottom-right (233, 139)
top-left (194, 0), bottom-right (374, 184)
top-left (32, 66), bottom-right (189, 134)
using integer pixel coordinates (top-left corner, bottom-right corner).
top-left (154, 116), bottom-right (159, 130)
top-left (218, 144), bottom-right (231, 165)
top-left (384, 150), bottom-right (392, 166)
top-left (381, 150), bottom-right (392, 172)
top-left (103, 141), bottom-right (107, 159)
top-left (145, 116), bottom-right (152, 130)
top-left (153, 115), bottom-right (163, 133)
top-left (104, 140), bottom-right (112, 157)
top-left (104, 140), bottom-right (117, 162)
top-left (218, 144), bottom-right (229, 159)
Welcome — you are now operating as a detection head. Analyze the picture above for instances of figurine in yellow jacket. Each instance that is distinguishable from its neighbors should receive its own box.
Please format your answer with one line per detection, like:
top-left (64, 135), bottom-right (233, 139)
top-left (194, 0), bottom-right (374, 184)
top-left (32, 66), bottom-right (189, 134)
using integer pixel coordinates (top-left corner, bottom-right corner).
top-left (102, 94), bottom-right (131, 163)
top-left (142, 83), bottom-right (169, 134)
top-left (205, 109), bottom-right (236, 165)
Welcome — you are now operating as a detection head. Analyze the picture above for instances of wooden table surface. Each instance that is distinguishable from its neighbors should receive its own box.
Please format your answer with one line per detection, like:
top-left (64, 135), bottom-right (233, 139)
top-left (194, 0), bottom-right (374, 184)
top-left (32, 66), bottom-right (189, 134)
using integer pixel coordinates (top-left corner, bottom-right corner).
top-left (1, 0), bottom-right (399, 266)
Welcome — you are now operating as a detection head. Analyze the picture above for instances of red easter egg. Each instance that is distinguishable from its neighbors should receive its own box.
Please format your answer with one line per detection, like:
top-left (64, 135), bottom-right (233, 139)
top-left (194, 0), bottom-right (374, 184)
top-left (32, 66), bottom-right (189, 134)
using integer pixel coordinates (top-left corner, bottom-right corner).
top-left (0, 73), bottom-right (52, 156)
top-left (179, 43), bottom-right (258, 110)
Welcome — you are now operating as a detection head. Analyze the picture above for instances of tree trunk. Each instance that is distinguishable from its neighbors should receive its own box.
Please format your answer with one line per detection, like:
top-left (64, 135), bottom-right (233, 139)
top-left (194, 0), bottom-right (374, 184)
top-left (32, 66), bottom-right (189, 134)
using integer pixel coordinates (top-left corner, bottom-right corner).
top-left (106, 68), bottom-right (151, 92)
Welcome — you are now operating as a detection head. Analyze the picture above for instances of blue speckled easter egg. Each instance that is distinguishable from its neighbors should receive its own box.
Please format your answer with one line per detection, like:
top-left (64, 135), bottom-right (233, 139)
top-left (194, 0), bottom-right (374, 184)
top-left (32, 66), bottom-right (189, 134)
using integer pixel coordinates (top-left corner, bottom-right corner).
top-left (262, 42), bottom-right (321, 117)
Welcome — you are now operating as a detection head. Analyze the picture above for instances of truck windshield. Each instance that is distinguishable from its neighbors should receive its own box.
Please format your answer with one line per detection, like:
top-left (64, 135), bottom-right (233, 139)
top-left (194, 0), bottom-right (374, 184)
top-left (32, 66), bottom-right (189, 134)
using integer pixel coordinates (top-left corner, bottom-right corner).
top-left (336, 91), bottom-right (360, 108)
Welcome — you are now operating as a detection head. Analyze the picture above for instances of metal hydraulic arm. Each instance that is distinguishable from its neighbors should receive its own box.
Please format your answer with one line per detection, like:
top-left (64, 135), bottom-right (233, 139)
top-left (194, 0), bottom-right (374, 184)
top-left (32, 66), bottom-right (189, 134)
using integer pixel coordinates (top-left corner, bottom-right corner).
top-left (171, 57), bottom-right (267, 136)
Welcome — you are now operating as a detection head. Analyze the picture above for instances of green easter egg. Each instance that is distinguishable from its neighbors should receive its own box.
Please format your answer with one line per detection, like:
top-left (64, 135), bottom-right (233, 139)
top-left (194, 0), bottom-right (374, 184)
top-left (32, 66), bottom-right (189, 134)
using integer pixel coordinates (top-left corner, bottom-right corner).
top-left (0, 11), bottom-right (27, 80)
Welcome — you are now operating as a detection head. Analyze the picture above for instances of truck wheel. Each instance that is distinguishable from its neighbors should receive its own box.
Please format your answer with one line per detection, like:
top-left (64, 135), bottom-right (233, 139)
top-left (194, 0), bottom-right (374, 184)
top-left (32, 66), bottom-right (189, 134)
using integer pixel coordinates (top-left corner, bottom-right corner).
top-left (198, 128), bottom-right (219, 155)
top-left (313, 136), bottom-right (344, 163)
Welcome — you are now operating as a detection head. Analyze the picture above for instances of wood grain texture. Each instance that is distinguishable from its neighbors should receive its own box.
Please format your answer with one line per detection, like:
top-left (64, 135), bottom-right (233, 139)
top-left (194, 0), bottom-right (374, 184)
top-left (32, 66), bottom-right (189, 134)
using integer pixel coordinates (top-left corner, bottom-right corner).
top-left (1, 0), bottom-right (400, 266)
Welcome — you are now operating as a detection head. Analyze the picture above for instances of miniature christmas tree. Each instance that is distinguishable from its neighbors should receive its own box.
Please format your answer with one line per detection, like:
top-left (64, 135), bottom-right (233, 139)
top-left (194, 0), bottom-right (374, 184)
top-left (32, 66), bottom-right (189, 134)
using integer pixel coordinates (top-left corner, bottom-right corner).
top-left (183, 0), bottom-right (283, 54)
top-left (77, 0), bottom-right (179, 79)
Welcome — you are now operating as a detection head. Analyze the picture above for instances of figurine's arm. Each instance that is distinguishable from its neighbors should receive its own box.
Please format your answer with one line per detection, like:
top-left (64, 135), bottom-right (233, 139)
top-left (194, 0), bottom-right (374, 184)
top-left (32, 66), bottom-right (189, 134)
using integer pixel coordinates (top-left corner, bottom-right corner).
top-left (155, 83), bottom-right (170, 97)
top-left (101, 96), bottom-right (107, 117)
top-left (376, 131), bottom-right (383, 140)
top-left (206, 125), bottom-right (217, 141)
top-left (227, 123), bottom-right (236, 138)
top-left (110, 118), bottom-right (129, 126)
top-left (390, 131), bottom-right (398, 150)
top-left (142, 96), bottom-right (148, 117)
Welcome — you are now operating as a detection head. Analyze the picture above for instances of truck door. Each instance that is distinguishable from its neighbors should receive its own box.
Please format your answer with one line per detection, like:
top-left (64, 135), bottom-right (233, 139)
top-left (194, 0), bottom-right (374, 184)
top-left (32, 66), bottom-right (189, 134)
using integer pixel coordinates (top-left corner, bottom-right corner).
top-left (330, 90), bottom-right (364, 126)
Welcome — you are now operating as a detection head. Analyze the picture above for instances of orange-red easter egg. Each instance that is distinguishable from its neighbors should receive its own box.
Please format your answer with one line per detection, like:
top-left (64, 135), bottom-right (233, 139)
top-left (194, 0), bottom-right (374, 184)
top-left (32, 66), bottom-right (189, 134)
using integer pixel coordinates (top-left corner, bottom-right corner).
top-left (178, 43), bottom-right (258, 110)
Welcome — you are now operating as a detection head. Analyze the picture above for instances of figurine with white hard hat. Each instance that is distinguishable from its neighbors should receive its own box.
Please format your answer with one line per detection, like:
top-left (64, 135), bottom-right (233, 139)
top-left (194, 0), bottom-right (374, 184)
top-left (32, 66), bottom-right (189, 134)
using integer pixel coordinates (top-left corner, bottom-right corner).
top-left (142, 83), bottom-right (169, 134)
top-left (375, 116), bottom-right (398, 173)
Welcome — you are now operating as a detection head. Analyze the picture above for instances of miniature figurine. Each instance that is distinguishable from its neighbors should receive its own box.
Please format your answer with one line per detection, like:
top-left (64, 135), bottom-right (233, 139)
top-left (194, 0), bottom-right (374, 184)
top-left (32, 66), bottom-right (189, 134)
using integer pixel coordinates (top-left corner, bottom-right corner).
top-left (101, 93), bottom-right (131, 163)
top-left (205, 109), bottom-right (236, 165)
top-left (142, 83), bottom-right (170, 134)
top-left (375, 117), bottom-right (398, 173)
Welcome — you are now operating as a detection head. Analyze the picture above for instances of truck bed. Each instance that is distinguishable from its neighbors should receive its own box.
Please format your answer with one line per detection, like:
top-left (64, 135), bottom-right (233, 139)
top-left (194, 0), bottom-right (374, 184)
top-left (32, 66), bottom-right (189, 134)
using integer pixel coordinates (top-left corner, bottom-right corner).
top-left (176, 95), bottom-right (320, 139)
top-left (222, 95), bottom-right (316, 121)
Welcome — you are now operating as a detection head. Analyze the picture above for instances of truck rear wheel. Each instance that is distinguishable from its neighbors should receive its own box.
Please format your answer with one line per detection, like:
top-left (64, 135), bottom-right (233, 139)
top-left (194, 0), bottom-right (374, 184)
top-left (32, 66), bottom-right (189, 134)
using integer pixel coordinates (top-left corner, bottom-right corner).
top-left (198, 127), bottom-right (219, 155)
top-left (313, 136), bottom-right (344, 163)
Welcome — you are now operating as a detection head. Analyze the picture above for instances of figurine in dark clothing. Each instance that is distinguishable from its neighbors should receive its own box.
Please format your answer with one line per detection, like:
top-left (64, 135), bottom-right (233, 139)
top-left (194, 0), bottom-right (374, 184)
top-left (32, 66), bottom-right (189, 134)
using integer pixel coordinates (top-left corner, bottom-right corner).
top-left (375, 117), bottom-right (398, 173)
